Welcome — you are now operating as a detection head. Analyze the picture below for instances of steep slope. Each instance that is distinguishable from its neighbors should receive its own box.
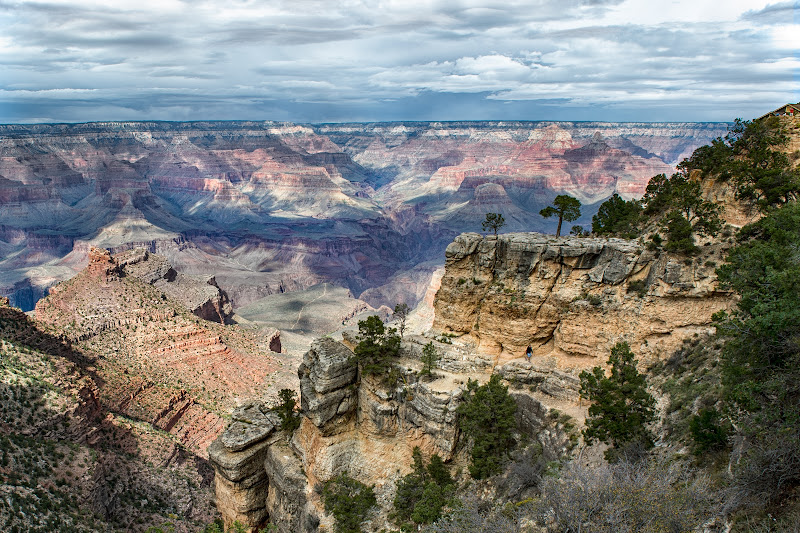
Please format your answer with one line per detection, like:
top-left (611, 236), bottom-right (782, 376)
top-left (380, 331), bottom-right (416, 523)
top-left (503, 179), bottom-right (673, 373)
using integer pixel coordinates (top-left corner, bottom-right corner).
top-left (33, 248), bottom-right (295, 456)
top-left (0, 296), bottom-right (217, 532)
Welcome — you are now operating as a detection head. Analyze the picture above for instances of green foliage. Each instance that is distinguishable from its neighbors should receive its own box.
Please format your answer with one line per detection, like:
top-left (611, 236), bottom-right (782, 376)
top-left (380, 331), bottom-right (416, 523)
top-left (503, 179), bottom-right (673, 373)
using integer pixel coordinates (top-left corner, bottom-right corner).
top-left (679, 117), bottom-right (800, 211)
top-left (420, 342), bottom-right (439, 376)
top-left (481, 212), bottom-right (506, 235)
top-left (579, 342), bottom-right (656, 461)
top-left (540, 194), bottom-right (581, 237)
top-left (569, 225), bottom-right (586, 236)
top-left (689, 408), bottom-right (728, 455)
top-left (715, 202), bottom-right (800, 504)
top-left (457, 374), bottom-right (517, 479)
top-left (626, 280), bottom-right (647, 297)
top-left (591, 193), bottom-right (642, 238)
top-left (640, 171), bottom-right (722, 253)
top-left (393, 303), bottom-right (410, 339)
top-left (656, 335), bottom-right (725, 455)
top-left (274, 388), bottom-right (300, 432)
top-left (392, 447), bottom-right (455, 531)
top-left (322, 472), bottom-right (377, 533)
top-left (354, 315), bottom-right (401, 380)
top-left (663, 210), bottom-right (698, 254)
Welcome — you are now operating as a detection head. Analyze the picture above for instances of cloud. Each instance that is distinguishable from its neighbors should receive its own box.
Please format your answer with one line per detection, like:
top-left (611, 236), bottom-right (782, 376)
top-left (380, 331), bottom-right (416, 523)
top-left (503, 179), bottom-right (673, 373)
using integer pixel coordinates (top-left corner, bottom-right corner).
top-left (1, 0), bottom-right (798, 123)
top-left (742, 1), bottom-right (799, 24)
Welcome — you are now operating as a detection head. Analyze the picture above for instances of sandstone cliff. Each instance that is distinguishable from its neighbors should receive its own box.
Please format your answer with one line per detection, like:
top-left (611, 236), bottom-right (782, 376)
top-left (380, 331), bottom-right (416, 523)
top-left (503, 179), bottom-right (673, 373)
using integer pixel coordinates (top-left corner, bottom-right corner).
top-left (206, 229), bottom-right (737, 531)
top-left (210, 337), bottom-right (468, 531)
top-left (432, 232), bottom-right (735, 378)
top-left (208, 329), bottom-right (579, 532)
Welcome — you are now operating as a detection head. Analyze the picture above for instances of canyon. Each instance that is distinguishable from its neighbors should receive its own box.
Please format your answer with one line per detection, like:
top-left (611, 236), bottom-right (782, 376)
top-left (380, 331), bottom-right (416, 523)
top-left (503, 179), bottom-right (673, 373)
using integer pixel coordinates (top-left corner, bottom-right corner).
top-left (0, 120), bottom-right (728, 325)
top-left (0, 118), bottom-right (746, 531)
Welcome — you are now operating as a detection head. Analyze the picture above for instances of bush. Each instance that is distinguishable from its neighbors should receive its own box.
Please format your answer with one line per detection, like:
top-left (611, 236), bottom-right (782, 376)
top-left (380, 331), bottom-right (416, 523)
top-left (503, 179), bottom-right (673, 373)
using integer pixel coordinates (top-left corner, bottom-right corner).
top-left (689, 407), bottom-right (727, 455)
top-left (457, 374), bottom-right (517, 479)
top-left (421, 497), bottom-right (523, 533)
top-left (393, 447), bottom-right (455, 531)
top-left (626, 280), bottom-right (647, 297)
top-left (322, 472), bottom-right (377, 533)
top-left (580, 342), bottom-right (656, 461)
top-left (535, 458), bottom-right (718, 533)
top-left (274, 388), bottom-right (300, 432)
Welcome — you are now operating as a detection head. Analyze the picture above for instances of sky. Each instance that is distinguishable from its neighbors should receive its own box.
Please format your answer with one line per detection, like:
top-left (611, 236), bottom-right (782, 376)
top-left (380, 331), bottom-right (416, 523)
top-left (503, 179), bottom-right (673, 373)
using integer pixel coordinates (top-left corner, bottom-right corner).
top-left (1, 0), bottom-right (798, 124)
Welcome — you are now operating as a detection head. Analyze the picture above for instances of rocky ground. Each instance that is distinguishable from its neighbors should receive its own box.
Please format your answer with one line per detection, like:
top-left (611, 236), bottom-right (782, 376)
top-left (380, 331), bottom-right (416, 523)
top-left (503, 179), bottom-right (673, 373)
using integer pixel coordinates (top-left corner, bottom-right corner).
top-left (0, 297), bottom-right (217, 532)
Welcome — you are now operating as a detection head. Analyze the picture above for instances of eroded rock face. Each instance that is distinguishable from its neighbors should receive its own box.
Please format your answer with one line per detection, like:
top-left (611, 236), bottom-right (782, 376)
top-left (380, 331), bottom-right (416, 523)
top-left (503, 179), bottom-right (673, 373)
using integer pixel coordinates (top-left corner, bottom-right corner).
top-left (211, 337), bottom-right (469, 532)
top-left (116, 248), bottom-right (235, 324)
top-left (208, 403), bottom-right (281, 529)
top-left (433, 232), bottom-right (735, 369)
top-left (0, 120), bottom-right (728, 313)
top-left (298, 337), bottom-right (359, 431)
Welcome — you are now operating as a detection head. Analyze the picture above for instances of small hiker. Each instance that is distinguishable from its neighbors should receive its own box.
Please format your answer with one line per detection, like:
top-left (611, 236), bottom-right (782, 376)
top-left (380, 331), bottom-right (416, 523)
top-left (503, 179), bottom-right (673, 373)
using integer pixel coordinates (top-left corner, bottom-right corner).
top-left (525, 345), bottom-right (532, 362)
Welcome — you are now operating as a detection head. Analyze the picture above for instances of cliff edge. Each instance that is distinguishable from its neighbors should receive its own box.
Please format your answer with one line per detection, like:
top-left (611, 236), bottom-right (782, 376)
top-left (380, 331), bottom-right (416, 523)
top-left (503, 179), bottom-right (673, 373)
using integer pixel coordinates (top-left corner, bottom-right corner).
top-left (433, 232), bottom-right (735, 370)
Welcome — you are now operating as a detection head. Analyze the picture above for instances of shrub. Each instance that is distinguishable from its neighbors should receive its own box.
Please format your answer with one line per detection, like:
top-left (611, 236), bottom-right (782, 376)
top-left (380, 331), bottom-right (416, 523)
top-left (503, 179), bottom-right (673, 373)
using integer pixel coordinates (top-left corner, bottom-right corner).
top-left (274, 388), bottom-right (300, 432)
top-left (580, 341), bottom-right (656, 461)
top-left (535, 458), bottom-right (718, 533)
top-left (457, 374), bottom-right (517, 479)
top-left (322, 472), bottom-right (377, 533)
top-left (626, 280), bottom-right (647, 297)
top-left (393, 447), bottom-right (455, 531)
top-left (689, 407), bottom-right (727, 455)
top-left (421, 497), bottom-right (522, 533)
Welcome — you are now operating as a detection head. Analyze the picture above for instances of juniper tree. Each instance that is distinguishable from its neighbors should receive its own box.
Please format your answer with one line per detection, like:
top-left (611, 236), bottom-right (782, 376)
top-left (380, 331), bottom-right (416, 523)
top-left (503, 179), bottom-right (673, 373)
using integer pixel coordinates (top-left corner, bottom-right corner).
top-left (457, 374), bottom-right (517, 478)
top-left (540, 195), bottom-right (581, 237)
top-left (580, 341), bottom-right (656, 461)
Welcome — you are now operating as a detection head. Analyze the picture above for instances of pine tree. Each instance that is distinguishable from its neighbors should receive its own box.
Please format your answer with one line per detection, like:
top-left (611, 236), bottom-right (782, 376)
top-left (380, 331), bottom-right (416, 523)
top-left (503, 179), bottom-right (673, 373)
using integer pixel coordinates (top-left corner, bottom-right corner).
top-left (457, 374), bottom-right (517, 478)
top-left (580, 341), bottom-right (656, 460)
top-left (540, 195), bottom-right (581, 237)
top-left (354, 315), bottom-right (400, 377)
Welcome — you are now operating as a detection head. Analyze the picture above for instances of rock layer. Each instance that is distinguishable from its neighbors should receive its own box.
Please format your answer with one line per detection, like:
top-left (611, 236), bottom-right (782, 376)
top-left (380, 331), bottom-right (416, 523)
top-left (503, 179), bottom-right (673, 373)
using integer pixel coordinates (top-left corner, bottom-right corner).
top-left (433, 232), bottom-right (735, 370)
top-left (0, 120), bottom-right (728, 312)
top-left (210, 336), bottom-right (469, 532)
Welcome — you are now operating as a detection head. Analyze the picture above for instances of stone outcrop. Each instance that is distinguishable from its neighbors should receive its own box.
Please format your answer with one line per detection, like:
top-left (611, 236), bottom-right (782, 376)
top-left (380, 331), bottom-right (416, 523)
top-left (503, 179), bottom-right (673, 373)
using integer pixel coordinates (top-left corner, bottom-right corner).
top-left (433, 232), bottom-right (735, 372)
top-left (116, 248), bottom-right (234, 324)
top-left (208, 403), bottom-right (282, 528)
top-left (297, 337), bottom-right (359, 431)
top-left (210, 336), bottom-right (468, 532)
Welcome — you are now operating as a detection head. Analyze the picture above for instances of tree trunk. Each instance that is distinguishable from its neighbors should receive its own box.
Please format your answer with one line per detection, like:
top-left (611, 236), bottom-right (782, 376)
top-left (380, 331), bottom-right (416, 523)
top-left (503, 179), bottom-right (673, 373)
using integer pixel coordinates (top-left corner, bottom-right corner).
top-left (556, 216), bottom-right (563, 237)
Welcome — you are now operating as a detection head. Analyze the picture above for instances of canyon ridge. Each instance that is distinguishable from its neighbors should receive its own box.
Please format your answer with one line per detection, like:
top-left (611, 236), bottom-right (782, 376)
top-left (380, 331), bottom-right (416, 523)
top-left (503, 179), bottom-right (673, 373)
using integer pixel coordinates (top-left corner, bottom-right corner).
top-left (1, 120), bottom-right (727, 332)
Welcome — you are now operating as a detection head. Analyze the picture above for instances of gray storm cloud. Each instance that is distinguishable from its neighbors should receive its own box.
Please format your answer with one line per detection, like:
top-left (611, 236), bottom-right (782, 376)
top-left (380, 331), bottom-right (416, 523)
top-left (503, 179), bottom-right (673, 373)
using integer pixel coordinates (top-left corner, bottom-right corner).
top-left (0, 0), bottom-right (797, 123)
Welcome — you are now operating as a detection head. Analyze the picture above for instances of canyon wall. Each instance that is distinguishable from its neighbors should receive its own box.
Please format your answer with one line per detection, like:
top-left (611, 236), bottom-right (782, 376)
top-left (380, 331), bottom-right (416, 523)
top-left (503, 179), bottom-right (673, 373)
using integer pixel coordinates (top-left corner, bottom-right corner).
top-left (33, 247), bottom-right (291, 456)
top-left (209, 336), bottom-right (471, 531)
top-left (0, 120), bottom-right (728, 311)
top-left (433, 232), bottom-right (735, 372)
